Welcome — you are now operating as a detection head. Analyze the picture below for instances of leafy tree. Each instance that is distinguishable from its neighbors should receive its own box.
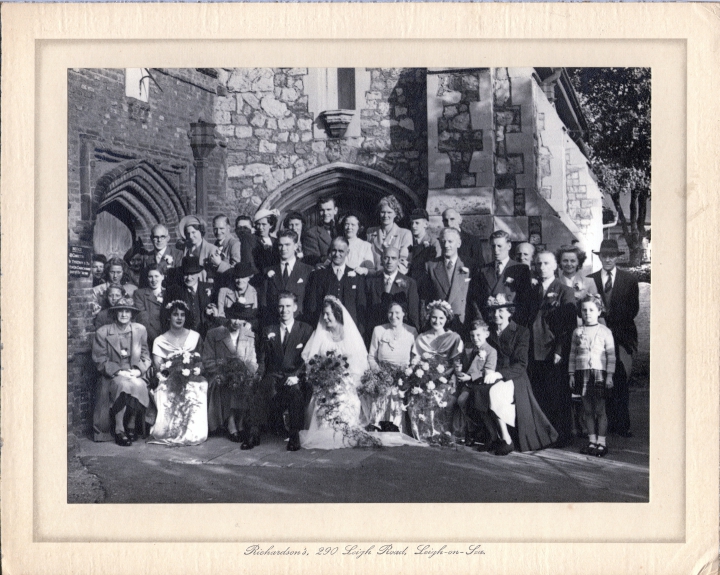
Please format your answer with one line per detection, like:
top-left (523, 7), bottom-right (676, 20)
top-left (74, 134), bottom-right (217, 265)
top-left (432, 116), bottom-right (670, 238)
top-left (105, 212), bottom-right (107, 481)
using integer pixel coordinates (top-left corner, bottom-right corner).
top-left (567, 68), bottom-right (651, 265)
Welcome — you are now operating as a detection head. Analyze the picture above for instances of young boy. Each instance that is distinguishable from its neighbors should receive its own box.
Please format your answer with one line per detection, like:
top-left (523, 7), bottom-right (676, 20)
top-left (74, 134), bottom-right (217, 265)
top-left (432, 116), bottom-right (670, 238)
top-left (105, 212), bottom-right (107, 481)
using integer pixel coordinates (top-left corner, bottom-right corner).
top-left (454, 319), bottom-right (498, 448)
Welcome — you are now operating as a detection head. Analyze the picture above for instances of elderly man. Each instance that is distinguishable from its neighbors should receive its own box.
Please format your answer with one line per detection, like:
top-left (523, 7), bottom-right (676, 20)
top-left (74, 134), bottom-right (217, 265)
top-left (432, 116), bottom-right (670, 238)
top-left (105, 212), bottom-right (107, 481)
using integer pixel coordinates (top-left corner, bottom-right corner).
top-left (164, 256), bottom-right (215, 337)
top-left (141, 224), bottom-right (182, 286)
top-left (588, 239), bottom-right (639, 438)
top-left (304, 236), bottom-right (366, 334)
top-left (515, 241), bottom-right (536, 267)
top-left (302, 196), bottom-right (338, 267)
top-left (205, 215), bottom-right (242, 288)
top-left (472, 230), bottom-right (532, 327)
top-left (442, 208), bottom-right (485, 269)
top-left (407, 208), bottom-right (440, 284)
top-left (419, 227), bottom-right (474, 335)
top-left (365, 246), bottom-right (420, 337)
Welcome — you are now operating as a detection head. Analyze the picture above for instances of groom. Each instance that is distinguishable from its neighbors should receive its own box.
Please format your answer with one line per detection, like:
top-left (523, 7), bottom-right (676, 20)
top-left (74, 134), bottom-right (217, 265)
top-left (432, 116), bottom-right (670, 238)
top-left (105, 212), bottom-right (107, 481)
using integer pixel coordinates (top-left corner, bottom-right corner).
top-left (256, 291), bottom-right (314, 451)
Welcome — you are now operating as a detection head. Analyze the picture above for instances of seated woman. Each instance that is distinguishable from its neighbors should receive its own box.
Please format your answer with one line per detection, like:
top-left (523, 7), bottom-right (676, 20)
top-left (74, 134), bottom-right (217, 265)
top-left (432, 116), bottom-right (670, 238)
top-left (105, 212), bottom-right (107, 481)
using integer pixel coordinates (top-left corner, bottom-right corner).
top-left (341, 212), bottom-right (375, 275)
top-left (483, 293), bottom-right (558, 455)
top-left (93, 256), bottom-right (138, 305)
top-left (202, 302), bottom-right (259, 445)
top-left (365, 300), bottom-right (418, 430)
top-left (94, 285), bottom-right (125, 330)
top-left (91, 297), bottom-right (152, 445)
top-left (216, 262), bottom-right (258, 319)
top-left (150, 300), bottom-right (209, 446)
top-left (133, 264), bottom-right (166, 346)
top-left (408, 300), bottom-right (464, 441)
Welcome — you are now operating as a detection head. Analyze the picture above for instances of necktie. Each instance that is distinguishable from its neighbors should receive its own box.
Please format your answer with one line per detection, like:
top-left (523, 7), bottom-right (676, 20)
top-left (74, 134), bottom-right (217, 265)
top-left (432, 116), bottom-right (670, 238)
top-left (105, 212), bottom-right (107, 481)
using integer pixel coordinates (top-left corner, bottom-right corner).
top-left (495, 260), bottom-right (502, 278)
top-left (283, 262), bottom-right (289, 282)
top-left (335, 267), bottom-right (343, 281)
top-left (384, 275), bottom-right (393, 293)
top-left (280, 325), bottom-right (286, 345)
top-left (604, 273), bottom-right (613, 294)
top-left (445, 259), bottom-right (453, 272)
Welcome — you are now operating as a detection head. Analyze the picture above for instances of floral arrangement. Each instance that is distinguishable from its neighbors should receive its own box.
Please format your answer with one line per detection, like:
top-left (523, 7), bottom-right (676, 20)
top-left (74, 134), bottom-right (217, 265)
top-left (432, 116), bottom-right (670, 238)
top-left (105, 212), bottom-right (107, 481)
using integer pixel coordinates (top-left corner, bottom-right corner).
top-left (159, 350), bottom-right (204, 439)
top-left (207, 357), bottom-right (263, 414)
top-left (358, 362), bottom-right (406, 401)
top-left (302, 351), bottom-right (382, 448)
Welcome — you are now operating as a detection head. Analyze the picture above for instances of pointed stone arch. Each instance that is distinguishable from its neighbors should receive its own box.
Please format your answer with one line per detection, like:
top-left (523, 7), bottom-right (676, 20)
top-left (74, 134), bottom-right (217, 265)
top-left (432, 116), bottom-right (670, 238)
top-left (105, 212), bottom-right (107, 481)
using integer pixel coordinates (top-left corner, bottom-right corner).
top-left (259, 162), bottom-right (422, 227)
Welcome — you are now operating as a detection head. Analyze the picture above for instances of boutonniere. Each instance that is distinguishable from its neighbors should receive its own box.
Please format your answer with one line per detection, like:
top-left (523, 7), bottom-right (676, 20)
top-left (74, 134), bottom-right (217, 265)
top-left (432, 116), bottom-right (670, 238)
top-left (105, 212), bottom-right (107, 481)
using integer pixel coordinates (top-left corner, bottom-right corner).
top-left (205, 288), bottom-right (212, 297)
top-left (347, 270), bottom-right (356, 278)
top-left (296, 343), bottom-right (304, 349)
top-left (395, 278), bottom-right (407, 289)
top-left (163, 255), bottom-right (174, 266)
top-left (120, 349), bottom-right (128, 358)
top-left (504, 276), bottom-right (514, 284)
top-left (238, 296), bottom-right (246, 304)
top-left (422, 239), bottom-right (430, 248)
top-left (479, 350), bottom-right (487, 361)
top-left (297, 278), bottom-right (304, 284)
top-left (296, 251), bottom-right (304, 259)
top-left (531, 278), bottom-right (539, 286)
top-left (267, 270), bottom-right (275, 277)
top-left (460, 266), bottom-right (469, 274)
top-left (574, 282), bottom-right (582, 291)
top-left (546, 292), bottom-right (558, 299)
top-left (268, 332), bottom-right (277, 340)
top-left (156, 295), bottom-right (163, 303)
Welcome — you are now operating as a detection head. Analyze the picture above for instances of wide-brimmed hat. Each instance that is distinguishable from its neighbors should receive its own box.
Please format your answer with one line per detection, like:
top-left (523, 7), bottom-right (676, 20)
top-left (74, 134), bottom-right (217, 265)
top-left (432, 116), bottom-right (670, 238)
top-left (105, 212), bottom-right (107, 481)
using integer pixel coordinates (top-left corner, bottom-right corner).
top-left (409, 208), bottom-right (430, 221)
top-left (231, 261), bottom-right (255, 279)
top-left (593, 239), bottom-right (624, 257)
top-left (108, 297), bottom-right (139, 313)
top-left (226, 302), bottom-right (257, 321)
top-left (484, 293), bottom-right (516, 310)
top-left (253, 208), bottom-right (279, 223)
top-left (179, 256), bottom-right (204, 275)
top-left (177, 215), bottom-right (207, 240)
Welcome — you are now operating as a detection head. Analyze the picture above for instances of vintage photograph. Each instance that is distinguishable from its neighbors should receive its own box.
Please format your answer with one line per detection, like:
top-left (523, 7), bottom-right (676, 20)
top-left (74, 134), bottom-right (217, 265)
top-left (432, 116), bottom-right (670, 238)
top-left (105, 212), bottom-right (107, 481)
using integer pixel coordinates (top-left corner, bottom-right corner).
top-left (66, 66), bottom-right (651, 504)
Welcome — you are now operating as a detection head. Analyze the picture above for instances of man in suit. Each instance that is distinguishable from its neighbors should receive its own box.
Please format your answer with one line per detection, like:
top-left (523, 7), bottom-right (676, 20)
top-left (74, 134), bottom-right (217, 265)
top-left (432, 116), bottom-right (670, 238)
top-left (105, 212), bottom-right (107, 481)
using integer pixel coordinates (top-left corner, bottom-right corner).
top-left (260, 229), bottom-right (313, 324)
top-left (140, 224), bottom-right (183, 287)
top-left (442, 208), bottom-right (485, 269)
top-left (419, 227), bottom-right (474, 335)
top-left (472, 230), bottom-right (532, 327)
top-left (407, 208), bottom-right (440, 284)
top-left (164, 256), bottom-right (215, 337)
top-left (514, 241), bottom-right (536, 268)
top-left (588, 239), bottom-right (640, 438)
top-left (526, 250), bottom-right (577, 446)
top-left (235, 214), bottom-right (258, 271)
top-left (304, 236), bottom-right (366, 335)
top-left (205, 215), bottom-right (242, 288)
top-left (364, 246), bottom-right (420, 338)
top-left (302, 195), bottom-right (338, 266)
top-left (133, 263), bottom-right (167, 346)
top-left (256, 292), bottom-right (314, 451)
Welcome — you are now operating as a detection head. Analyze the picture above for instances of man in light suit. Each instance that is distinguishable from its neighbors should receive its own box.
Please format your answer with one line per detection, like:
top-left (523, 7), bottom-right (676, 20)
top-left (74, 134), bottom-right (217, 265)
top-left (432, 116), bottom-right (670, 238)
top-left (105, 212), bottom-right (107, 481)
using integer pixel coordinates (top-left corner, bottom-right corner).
top-left (206, 215), bottom-right (242, 288)
top-left (471, 230), bottom-right (532, 327)
top-left (588, 239), bottom-right (640, 438)
top-left (364, 246), bottom-right (420, 338)
top-left (419, 227), bottom-right (474, 335)
top-left (304, 236), bottom-right (366, 336)
top-left (302, 196), bottom-right (338, 266)
top-left (260, 229), bottom-right (313, 324)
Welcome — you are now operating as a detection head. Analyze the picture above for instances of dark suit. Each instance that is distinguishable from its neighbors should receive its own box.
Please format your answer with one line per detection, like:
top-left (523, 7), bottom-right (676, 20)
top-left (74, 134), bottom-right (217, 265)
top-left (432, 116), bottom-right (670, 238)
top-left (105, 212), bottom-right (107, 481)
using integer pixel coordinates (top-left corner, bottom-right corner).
top-left (304, 266), bottom-right (366, 335)
top-left (588, 268), bottom-right (640, 435)
top-left (407, 234), bottom-right (440, 284)
top-left (140, 246), bottom-right (183, 287)
top-left (419, 257), bottom-right (474, 334)
top-left (487, 321), bottom-right (558, 452)
top-left (257, 321), bottom-right (314, 433)
top-left (260, 260), bottom-right (313, 324)
top-left (302, 223), bottom-right (336, 266)
top-left (458, 230), bottom-right (485, 269)
top-left (472, 259), bottom-right (532, 327)
top-left (165, 282), bottom-right (215, 337)
top-left (251, 238), bottom-right (280, 285)
top-left (526, 279), bottom-right (577, 443)
top-left (236, 229), bottom-right (258, 270)
top-left (364, 271), bottom-right (420, 337)
top-left (133, 287), bottom-right (166, 345)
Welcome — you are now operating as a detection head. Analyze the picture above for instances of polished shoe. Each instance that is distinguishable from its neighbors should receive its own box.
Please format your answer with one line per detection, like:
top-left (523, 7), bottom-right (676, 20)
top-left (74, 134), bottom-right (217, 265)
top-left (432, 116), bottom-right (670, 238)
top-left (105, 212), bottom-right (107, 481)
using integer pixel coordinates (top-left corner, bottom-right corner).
top-left (126, 431), bottom-right (138, 442)
top-left (241, 434), bottom-right (260, 450)
top-left (494, 441), bottom-right (514, 456)
top-left (287, 432), bottom-right (301, 452)
top-left (114, 431), bottom-right (132, 447)
top-left (228, 431), bottom-right (243, 443)
top-left (595, 444), bottom-right (609, 457)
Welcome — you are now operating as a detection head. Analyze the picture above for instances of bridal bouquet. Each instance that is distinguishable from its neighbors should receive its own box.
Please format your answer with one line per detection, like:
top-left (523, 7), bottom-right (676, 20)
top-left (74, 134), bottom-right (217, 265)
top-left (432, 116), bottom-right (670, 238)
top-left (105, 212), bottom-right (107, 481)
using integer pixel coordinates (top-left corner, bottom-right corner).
top-left (403, 353), bottom-right (456, 446)
top-left (207, 357), bottom-right (262, 409)
top-left (358, 363), bottom-right (407, 430)
top-left (159, 351), bottom-right (204, 436)
top-left (302, 351), bottom-right (382, 448)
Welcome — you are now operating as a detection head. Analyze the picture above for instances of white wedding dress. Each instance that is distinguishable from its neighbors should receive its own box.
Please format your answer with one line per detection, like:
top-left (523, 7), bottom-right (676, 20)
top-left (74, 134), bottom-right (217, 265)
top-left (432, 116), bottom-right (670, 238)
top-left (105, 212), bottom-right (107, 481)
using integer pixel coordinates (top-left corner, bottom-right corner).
top-left (299, 300), bottom-right (424, 450)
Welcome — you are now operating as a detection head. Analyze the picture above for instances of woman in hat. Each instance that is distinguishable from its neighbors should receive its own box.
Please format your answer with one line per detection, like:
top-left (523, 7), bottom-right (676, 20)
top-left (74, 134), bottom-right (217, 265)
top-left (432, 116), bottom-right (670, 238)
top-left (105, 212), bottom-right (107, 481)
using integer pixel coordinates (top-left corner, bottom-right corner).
top-left (93, 284), bottom-right (126, 330)
top-left (178, 215), bottom-right (215, 279)
top-left (91, 297), bottom-right (152, 445)
top-left (341, 212), bottom-right (375, 274)
top-left (483, 293), bottom-right (558, 454)
top-left (203, 302), bottom-right (259, 442)
top-left (366, 195), bottom-right (412, 273)
top-left (149, 299), bottom-right (208, 445)
top-left (252, 208), bottom-right (280, 274)
top-left (216, 262), bottom-right (258, 319)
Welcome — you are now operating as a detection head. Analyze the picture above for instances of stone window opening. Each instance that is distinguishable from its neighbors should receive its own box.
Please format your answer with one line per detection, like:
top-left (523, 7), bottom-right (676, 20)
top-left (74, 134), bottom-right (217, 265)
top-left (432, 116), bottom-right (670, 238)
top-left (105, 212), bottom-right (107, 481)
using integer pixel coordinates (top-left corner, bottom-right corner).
top-left (307, 68), bottom-right (370, 140)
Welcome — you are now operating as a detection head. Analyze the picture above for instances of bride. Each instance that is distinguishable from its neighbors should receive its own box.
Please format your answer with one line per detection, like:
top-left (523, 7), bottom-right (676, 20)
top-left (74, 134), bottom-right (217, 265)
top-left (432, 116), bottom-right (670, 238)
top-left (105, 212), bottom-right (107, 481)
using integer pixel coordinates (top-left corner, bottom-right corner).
top-left (300, 295), bottom-right (422, 449)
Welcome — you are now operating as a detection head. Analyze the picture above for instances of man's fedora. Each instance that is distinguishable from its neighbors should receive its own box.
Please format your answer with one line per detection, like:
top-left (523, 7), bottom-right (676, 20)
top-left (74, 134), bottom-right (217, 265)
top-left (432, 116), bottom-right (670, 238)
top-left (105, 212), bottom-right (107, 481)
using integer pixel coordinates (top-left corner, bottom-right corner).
top-left (593, 239), bottom-right (625, 257)
top-left (179, 256), bottom-right (204, 275)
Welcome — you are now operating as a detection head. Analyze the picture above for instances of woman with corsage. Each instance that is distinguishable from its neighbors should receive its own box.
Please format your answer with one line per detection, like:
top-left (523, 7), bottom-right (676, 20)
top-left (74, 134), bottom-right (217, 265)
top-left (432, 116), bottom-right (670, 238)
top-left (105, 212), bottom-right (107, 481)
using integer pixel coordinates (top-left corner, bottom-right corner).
top-left (91, 297), bottom-right (152, 445)
top-left (150, 299), bottom-right (208, 446)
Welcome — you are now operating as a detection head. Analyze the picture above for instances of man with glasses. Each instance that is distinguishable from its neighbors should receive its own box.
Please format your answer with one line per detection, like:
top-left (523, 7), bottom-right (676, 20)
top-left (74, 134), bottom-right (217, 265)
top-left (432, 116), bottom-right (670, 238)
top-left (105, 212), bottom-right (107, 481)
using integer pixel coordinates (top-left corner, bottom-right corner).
top-left (141, 224), bottom-right (182, 287)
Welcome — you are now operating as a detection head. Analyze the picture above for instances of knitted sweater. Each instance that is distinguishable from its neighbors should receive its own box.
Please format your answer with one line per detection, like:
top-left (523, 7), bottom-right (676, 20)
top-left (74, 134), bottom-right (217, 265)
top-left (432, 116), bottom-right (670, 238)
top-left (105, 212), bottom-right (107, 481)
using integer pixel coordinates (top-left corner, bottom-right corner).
top-left (568, 324), bottom-right (616, 374)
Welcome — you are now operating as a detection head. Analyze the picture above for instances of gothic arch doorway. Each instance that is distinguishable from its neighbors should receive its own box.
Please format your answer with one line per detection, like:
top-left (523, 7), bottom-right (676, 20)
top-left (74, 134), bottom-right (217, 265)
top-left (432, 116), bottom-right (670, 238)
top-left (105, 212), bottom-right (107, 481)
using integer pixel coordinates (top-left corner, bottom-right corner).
top-left (259, 162), bottom-right (422, 232)
top-left (92, 160), bottom-right (187, 258)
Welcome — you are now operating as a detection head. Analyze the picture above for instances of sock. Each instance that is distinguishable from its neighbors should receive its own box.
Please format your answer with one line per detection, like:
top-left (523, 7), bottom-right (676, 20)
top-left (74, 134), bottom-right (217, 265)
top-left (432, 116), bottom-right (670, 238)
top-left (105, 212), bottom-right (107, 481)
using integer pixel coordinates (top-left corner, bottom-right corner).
top-left (589, 434), bottom-right (597, 444)
top-left (597, 436), bottom-right (606, 446)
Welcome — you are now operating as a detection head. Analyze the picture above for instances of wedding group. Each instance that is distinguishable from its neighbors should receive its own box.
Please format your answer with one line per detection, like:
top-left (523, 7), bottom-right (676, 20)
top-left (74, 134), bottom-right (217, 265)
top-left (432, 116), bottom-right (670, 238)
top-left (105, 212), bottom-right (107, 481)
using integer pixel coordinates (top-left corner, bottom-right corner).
top-left (90, 193), bottom-right (639, 457)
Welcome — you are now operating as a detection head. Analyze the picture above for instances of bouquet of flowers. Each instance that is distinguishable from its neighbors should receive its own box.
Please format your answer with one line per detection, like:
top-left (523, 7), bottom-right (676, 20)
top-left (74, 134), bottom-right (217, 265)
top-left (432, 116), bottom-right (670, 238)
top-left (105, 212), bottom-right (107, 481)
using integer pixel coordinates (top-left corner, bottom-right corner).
top-left (302, 351), bottom-right (381, 448)
top-left (403, 353), bottom-right (456, 445)
top-left (158, 350), bottom-right (204, 436)
top-left (207, 357), bottom-right (262, 412)
top-left (358, 362), bottom-right (407, 428)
